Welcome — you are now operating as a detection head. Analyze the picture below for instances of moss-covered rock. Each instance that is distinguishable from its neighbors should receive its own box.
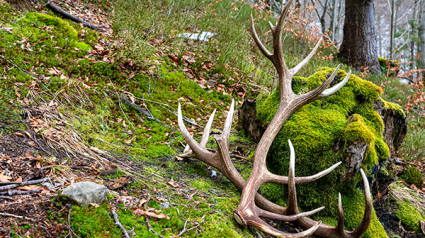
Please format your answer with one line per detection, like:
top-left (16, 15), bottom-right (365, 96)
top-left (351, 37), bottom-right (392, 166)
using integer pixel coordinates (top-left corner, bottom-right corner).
top-left (389, 183), bottom-right (425, 233)
top-left (378, 57), bottom-right (400, 77)
top-left (256, 67), bottom-right (393, 237)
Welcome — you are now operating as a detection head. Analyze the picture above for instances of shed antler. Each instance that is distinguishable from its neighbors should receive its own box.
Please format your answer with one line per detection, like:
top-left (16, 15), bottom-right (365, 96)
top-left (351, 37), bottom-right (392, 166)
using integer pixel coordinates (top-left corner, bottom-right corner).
top-left (178, 0), bottom-right (372, 237)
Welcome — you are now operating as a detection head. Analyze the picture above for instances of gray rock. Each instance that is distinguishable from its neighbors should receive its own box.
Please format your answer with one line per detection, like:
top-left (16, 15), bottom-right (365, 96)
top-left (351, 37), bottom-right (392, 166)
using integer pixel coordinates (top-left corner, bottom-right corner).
top-left (41, 182), bottom-right (55, 190)
top-left (160, 201), bottom-right (170, 209)
top-left (61, 182), bottom-right (108, 206)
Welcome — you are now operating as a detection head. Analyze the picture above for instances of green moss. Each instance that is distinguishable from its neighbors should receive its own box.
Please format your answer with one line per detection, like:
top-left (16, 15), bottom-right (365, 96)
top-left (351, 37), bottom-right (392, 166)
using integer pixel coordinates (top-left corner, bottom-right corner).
top-left (390, 183), bottom-right (425, 232)
top-left (256, 67), bottom-right (390, 235)
top-left (378, 57), bottom-right (400, 77)
top-left (401, 167), bottom-right (424, 189)
top-left (344, 114), bottom-right (375, 143)
top-left (381, 98), bottom-right (406, 118)
top-left (342, 189), bottom-right (388, 238)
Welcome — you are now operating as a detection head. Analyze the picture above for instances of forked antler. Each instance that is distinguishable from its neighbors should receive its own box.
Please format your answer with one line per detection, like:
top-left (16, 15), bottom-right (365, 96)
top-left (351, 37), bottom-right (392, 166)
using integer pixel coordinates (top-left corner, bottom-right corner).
top-left (178, 0), bottom-right (372, 237)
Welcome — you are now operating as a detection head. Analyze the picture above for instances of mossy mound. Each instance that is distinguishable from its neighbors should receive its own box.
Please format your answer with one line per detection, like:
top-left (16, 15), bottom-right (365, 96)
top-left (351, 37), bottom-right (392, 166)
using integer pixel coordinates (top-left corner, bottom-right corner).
top-left (378, 57), bottom-right (400, 77)
top-left (256, 67), bottom-right (391, 237)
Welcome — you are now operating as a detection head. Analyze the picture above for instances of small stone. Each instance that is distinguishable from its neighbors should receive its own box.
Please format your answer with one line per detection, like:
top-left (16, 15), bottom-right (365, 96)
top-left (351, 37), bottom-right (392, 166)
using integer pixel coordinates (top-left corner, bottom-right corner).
top-left (211, 170), bottom-right (217, 178)
top-left (41, 182), bottom-right (55, 190)
top-left (61, 182), bottom-right (108, 206)
top-left (160, 202), bottom-right (170, 209)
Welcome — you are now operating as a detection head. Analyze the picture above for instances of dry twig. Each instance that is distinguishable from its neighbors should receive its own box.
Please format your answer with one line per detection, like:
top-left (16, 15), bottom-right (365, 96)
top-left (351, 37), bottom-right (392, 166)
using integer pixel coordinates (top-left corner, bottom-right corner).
top-left (112, 209), bottom-right (131, 238)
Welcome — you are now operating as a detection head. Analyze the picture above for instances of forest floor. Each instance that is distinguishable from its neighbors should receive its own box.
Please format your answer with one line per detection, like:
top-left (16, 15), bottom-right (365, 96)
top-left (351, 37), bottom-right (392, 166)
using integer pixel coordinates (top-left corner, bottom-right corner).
top-left (0, 0), bottom-right (424, 237)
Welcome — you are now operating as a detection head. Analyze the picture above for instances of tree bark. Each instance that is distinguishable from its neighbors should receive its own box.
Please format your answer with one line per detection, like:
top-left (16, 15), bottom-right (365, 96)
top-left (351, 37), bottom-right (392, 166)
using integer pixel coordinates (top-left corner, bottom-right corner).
top-left (339, 0), bottom-right (381, 73)
top-left (411, 0), bottom-right (419, 71)
top-left (390, 0), bottom-right (396, 59)
top-left (330, 0), bottom-right (337, 41)
top-left (419, 1), bottom-right (425, 79)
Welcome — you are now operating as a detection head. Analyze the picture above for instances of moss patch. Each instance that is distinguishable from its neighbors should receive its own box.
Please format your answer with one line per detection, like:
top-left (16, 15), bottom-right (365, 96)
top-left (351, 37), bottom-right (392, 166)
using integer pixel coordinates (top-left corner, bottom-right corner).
top-left (256, 67), bottom-right (389, 235)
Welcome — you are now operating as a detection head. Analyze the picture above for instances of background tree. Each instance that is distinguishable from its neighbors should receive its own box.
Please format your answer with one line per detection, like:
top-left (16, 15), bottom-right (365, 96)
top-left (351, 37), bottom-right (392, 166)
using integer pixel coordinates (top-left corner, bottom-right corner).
top-left (339, 0), bottom-right (381, 73)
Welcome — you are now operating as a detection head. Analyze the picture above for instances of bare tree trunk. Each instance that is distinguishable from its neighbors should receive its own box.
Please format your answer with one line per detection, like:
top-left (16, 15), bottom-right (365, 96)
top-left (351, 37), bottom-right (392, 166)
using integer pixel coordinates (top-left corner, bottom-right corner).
top-left (378, 15), bottom-right (383, 56)
top-left (320, 0), bottom-right (330, 35)
top-left (411, 0), bottom-right (419, 71)
top-left (335, 0), bottom-right (343, 41)
top-left (390, 0), bottom-right (395, 59)
top-left (330, 0), bottom-right (337, 41)
top-left (340, 0), bottom-right (381, 73)
top-left (419, 1), bottom-right (425, 79)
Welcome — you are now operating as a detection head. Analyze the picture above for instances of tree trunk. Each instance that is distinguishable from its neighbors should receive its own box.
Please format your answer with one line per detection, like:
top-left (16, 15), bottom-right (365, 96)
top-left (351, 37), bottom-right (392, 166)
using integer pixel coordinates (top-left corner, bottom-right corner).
top-left (340, 0), bottom-right (381, 73)
top-left (335, 0), bottom-right (343, 41)
top-left (411, 0), bottom-right (419, 72)
top-left (330, 0), bottom-right (337, 41)
top-left (419, 1), bottom-right (425, 79)
top-left (319, 0), bottom-right (330, 35)
top-left (390, 0), bottom-right (395, 59)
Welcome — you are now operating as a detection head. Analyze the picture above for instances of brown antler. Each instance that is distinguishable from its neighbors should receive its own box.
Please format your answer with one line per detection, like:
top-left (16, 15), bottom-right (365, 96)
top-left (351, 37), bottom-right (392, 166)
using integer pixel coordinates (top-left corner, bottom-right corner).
top-left (178, 0), bottom-right (372, 237)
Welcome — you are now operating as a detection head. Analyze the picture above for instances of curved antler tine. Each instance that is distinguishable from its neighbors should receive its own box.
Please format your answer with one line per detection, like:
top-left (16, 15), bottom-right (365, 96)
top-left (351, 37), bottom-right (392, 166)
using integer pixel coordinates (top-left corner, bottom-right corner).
top-left (336, 193), bottom-right (345, 235)
top-left (178, 103), bottom-right (205, 155)
top-left (294, 161), bottom-right (342, 184)
top-left (319, 70), bottom-right (351, 98)
top-left (250, 14), bottom-right (272, 59)
top-left (287, 139), bottom-right (299, 214)
top-left (300, 66), bottom-right (340, 101)
top-left (200, 109), bottom-right (216, 147)
top-left (183, 144), bottom-right (191, 154)
top-left (222, 99), bottom-right (235, 137)
top-left (290, 38), bottom-right (323, 76)
top-left (258, 206), bottom-right (324, 222)
top-left (266, 161), bottom-right (342, 184)
top-left (350, 169), bottom-right (372, 237)
top-left (274, 0), bottom-right (294, 36)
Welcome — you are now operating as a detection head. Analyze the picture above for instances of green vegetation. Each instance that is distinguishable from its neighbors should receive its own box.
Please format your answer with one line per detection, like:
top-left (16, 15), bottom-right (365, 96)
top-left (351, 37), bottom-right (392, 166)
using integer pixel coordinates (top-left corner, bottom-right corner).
top-left (401, 167), bottom-right (424, 189)
top-left (390, 183), bottom-right (425, 233)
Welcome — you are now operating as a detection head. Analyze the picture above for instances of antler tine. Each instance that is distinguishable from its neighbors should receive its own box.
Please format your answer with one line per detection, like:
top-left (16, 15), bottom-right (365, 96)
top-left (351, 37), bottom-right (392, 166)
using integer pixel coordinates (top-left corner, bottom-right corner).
top-left (250, 13), bottom-right (272, 60)
top-left (200, 109), bottom-right (216, 147)
top-left (319, 70), bottom-right (351, 98)
top-left (270, 0), bottom-right (294, 67)
top-left (349, 169), bottom-right (372, 237)
top-left (336, 193), bottom-right (345, 235)
top-left (289, 38), bottom-right (322, 76)
top-left (178, 103), bottom-right (212, 158)
top-left (293, 168), bottom-right (372, 238)
top-left (286, 140), bottom-right (325, 216)
top-left (248, 217), bottom-right (322, 238)
top-left (300, 65), bottom-right (340, 101)
top-left (222, 99), bottom-right (235, 137)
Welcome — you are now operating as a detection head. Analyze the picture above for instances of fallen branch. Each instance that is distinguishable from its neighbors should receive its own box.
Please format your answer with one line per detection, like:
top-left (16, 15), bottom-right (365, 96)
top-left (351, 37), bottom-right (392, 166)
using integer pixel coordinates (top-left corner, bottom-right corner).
top-left (0, 189), bottom-right (41, 196)
top-left (0, 196), bottom-right (13, 200)
top-left (146, 217), bottom-right (165, 238)
top-left (107, 90), bottom-right (168, 127)
top-left (171, 220), bottom-right (188, 238)
top-left (0, 212), bottom-right (35, 221)
top-left (46, 2), bottom-right (105, 32)
top-left (112, 209), bottom-right (131, 238)
top-left (0, 177), bottom-right (52, 191)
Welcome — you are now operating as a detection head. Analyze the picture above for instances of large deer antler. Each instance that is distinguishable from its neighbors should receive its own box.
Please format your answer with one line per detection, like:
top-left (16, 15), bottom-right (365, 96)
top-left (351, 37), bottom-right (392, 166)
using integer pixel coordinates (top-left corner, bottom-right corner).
top-left (178, 0), bottom-right (372, 237)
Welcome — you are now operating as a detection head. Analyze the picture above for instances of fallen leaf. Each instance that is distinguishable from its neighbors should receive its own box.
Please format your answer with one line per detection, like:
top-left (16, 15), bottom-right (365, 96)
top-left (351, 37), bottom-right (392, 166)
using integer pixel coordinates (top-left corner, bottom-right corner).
top-left (0, 171), bottom-right (12, 182)
top-left (157, 197), bottom-right (166, 202)
top-left (133, 209), bottom-right (170, 219)
top-left (175, 156), bottom-right (184, 161)
top-left (14, 132), bottom-right (24, 137)
top-left (90, 203), bottom-right (100, 208)
top-left (421, 220), bottom-right (425, 234)
top-left (167, 178), bottom-right (179, 188)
